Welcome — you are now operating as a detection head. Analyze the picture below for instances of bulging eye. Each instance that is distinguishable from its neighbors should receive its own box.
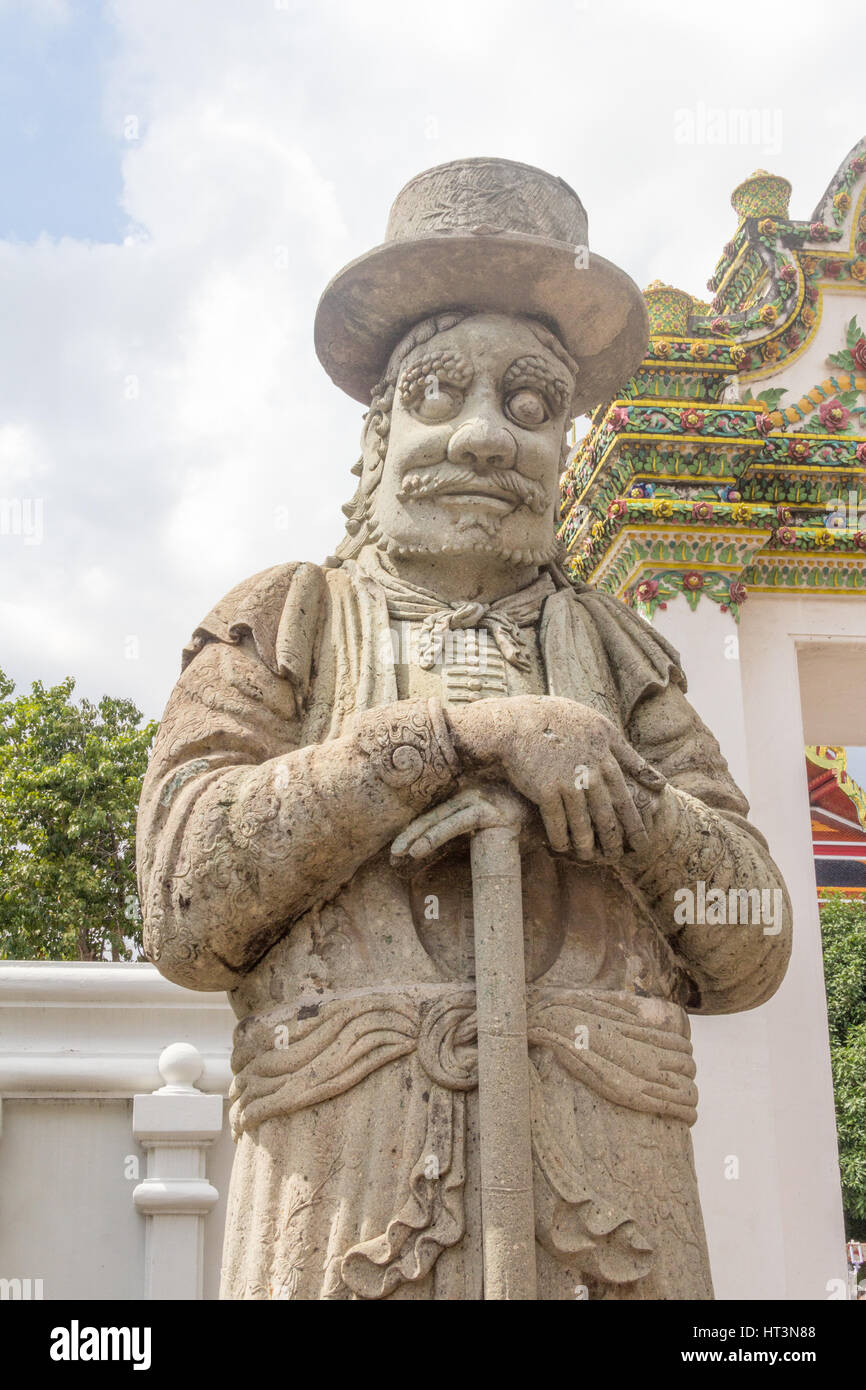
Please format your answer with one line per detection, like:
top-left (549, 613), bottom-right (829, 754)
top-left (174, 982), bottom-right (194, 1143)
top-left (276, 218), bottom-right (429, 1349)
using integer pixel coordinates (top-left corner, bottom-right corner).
top-left (413, 378), bottom-right (463, 422)
top-left (505, 388), bottom-right (549, 429)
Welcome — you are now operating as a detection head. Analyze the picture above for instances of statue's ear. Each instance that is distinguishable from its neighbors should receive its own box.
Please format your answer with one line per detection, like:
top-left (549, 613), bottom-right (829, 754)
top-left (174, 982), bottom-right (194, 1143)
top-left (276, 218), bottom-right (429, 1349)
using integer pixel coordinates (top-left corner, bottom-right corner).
top-left (359, 412), bottom-right (380, 467)
top-left (359, 410), bottom-right (372, 452)
top-left (357, 399), bottom-right (389, 493)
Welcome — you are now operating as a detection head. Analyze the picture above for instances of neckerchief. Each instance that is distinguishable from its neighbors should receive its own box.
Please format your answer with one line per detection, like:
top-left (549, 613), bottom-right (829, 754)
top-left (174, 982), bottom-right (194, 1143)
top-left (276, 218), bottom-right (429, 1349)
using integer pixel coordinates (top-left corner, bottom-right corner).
top-left (369, 556), bottom-right (556, 671)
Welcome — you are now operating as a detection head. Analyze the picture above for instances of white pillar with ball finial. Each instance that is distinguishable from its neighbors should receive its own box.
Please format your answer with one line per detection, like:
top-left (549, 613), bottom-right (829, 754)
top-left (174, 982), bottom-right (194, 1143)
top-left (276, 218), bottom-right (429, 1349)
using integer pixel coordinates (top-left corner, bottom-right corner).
top-left (132, 1042), bottom-right (224, 1300)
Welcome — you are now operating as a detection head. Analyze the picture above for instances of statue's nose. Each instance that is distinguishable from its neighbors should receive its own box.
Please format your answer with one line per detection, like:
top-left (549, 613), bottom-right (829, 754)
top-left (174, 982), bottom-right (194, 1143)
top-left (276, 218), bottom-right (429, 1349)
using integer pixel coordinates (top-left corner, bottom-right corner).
top-left (447, 418), bottom-right (517, 473)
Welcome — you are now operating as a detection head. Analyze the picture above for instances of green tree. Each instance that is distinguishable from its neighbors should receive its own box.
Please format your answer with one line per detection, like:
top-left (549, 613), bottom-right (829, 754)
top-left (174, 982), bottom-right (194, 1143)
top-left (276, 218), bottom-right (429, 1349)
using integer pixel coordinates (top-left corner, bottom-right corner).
top-left (821, 898), bottom-right (866, 1239)
top-left (0, 668), bottom-right (157, 962)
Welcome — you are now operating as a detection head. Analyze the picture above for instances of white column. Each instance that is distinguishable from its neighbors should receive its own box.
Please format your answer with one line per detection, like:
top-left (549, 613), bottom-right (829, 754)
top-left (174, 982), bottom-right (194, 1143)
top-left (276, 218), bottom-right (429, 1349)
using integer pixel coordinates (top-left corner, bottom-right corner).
top-left (132, 1043), bottom-right (224, 1301)
top-left (738, 597), bottom-right (848, 1300)
top-left (651, 591), bottom-right (847, 1299)
top-left (653, 595), bottom-right (785, 1297)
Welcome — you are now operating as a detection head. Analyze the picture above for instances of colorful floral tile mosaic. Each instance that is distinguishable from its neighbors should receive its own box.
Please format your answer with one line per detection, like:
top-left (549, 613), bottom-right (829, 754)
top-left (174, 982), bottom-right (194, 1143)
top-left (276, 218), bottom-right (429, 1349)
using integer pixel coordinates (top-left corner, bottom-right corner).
top-left (558, 140), bottom-right (866, 621)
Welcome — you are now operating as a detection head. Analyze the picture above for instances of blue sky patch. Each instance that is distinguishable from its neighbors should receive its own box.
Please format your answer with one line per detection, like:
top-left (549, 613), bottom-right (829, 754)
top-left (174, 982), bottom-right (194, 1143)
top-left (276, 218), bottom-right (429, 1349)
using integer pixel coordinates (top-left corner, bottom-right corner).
top-left (0, 1), bottom-right (124, 243)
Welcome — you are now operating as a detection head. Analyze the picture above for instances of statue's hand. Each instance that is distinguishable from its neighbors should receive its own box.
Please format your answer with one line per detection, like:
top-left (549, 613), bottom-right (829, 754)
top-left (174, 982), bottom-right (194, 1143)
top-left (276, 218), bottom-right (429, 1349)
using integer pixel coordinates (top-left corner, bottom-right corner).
top-left (390, 783), bottom-right (532, 866)
top-left (447, 695), bottom-right (666, 861)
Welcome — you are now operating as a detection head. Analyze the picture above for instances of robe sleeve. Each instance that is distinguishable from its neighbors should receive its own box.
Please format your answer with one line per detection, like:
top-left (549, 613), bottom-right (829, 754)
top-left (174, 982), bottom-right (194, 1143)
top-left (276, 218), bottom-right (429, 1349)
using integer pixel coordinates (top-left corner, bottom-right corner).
top-left (625, 678), bottom-right (792, 1015)
top-left (136, 563), bottom-right (460, 992)
top-left (562, 578), bottom-right (791, 1014)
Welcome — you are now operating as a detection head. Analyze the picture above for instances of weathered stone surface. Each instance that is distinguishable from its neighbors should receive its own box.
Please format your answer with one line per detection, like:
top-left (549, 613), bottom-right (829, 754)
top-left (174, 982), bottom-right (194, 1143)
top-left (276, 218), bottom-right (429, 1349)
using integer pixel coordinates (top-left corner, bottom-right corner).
top-left (137, 159), bottom-right (791, 1300)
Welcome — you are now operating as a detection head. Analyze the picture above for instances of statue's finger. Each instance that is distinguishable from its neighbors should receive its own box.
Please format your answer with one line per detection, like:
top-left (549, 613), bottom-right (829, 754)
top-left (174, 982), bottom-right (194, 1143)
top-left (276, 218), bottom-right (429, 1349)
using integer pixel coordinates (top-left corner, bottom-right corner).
top-left (601, 756), bottom-right (650, 854)
top-left (391, 790), bottom-right (478, 855)
top-left (561, 787), bottom-right (594, 860)
top-left (392, 804), bottom-right (485, 861)
top-left (537, 796), bottom-right (570, 854)
top-left (611, 737), bottom-right (665, 790)
top-left (586, 774), bottom-right (624, 858)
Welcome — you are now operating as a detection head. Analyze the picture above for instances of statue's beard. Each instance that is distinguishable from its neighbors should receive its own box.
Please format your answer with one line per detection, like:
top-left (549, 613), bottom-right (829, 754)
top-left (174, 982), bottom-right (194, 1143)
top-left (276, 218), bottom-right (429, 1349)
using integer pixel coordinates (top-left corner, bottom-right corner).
top-left (369, 508), bottom-right (560, 565)
top-left (374, 531), bottom-right (560, 563)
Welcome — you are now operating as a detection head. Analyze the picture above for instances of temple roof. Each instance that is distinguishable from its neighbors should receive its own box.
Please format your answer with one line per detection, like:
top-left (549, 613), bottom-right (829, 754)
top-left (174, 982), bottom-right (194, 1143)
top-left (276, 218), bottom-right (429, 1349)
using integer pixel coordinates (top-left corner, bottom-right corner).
top-left (559, 137), bottom-right (866, 619)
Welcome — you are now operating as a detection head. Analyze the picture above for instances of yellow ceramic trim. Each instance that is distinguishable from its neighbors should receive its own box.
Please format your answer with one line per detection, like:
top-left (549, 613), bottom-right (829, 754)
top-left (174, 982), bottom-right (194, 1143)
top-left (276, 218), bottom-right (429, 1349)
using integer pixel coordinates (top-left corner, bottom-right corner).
top-left (627, 472), bottom-right (738, 484)
top-left (745, 582), bottom-right (866, 594)
top-left (749, 548), bottom-right (866, 560)
top-left (619, 399), bottom-right (757, 411)
top-left (607, 524), bottom-right (772, 539)
top-left (746, 462), bottom-right (866, 474)
top-left (639, 358), bottom-right (733, 371)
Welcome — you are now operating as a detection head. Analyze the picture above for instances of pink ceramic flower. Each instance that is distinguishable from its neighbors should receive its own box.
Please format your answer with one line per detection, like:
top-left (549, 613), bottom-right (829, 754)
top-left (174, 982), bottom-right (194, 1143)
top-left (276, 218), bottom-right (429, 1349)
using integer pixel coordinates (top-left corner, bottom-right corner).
top-left (679, 407), bottom-right (706, 432)
top-left (635, 579), bottom-right (659, 602)
top-left (681, 571), bottom-right (704, 592)
top-left (788, 439), bottom-right (810, 462)
top-left (818, 399), bottom-right (851, 431)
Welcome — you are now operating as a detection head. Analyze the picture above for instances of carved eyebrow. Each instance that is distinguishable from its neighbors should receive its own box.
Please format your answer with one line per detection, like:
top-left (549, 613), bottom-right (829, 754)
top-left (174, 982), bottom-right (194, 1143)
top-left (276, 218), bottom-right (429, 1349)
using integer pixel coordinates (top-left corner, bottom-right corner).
top-left (502, 355), bottom-right (572, 413)
top-left (398, 349), bottom-right (474, 404)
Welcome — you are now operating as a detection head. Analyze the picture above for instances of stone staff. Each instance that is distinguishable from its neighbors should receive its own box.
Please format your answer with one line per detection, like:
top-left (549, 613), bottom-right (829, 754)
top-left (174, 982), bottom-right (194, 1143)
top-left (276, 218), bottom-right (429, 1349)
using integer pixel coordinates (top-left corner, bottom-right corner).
top-left (470, 815), bottom-right (536, 1300)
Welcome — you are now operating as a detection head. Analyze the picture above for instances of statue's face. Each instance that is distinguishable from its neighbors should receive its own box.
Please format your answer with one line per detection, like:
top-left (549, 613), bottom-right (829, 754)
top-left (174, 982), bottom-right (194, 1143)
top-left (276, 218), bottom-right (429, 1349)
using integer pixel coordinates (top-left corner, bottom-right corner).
top-left (366, 313), bottom-right (574, 561)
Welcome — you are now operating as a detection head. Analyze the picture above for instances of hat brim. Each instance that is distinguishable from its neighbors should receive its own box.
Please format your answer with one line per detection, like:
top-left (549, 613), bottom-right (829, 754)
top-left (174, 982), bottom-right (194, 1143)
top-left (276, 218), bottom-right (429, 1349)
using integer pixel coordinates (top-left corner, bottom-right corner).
top-left (314, 231), bottom-right (649, 410)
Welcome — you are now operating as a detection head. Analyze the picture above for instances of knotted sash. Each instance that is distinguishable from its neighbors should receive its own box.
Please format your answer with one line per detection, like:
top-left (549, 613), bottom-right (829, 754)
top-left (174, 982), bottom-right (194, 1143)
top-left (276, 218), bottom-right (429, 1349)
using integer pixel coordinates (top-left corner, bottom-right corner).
top-left (229, 983), bottom-right (697, 1297)
top-left (374, 564), bottom-right (556, 672)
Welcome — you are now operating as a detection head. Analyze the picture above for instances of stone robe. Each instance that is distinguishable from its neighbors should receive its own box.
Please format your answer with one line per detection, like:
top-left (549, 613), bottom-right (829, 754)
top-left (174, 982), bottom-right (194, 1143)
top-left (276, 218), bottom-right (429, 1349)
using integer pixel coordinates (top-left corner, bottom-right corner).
top-left (136, 556), bottom-right (792, 1300)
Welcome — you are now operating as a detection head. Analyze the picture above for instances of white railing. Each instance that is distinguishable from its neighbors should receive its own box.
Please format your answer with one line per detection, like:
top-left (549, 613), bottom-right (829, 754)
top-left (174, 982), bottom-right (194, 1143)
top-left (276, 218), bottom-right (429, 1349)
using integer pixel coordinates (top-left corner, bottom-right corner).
top-left (0, 962), bottom-right (234, 1301)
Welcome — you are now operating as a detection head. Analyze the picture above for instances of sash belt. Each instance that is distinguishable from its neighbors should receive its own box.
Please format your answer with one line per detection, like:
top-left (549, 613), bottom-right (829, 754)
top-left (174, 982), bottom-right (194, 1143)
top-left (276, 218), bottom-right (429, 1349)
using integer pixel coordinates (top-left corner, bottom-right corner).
top-left (229, 984), bottom-right (697, 1296)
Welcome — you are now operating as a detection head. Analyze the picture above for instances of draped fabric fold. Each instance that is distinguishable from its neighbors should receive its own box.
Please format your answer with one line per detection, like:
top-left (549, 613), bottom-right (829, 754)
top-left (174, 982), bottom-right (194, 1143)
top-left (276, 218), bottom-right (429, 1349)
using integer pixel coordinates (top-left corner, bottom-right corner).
top-left (228, 984), bottom-right (697, 1296)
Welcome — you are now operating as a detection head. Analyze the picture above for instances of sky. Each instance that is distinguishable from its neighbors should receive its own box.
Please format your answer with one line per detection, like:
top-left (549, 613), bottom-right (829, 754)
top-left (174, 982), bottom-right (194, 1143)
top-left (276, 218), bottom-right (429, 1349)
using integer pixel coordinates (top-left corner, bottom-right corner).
top-left (0, 0), bottom-right (865, 723)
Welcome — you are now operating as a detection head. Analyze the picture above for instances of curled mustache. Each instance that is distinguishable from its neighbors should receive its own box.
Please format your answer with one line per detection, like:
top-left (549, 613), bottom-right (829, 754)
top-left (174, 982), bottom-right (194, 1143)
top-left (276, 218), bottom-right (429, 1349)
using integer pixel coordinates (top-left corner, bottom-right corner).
top-left (396, 462), bottom-right (549, 514)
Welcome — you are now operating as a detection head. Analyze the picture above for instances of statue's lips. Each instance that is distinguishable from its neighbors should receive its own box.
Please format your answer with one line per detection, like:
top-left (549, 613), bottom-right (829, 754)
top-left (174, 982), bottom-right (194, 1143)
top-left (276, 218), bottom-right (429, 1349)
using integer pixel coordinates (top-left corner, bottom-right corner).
top-left (410, 485), bottom-right (520, 509)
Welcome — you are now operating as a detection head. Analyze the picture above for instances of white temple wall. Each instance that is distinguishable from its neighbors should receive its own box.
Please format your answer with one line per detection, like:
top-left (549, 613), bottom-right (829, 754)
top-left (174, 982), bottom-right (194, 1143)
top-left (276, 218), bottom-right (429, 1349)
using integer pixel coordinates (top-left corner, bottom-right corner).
top-left (655, 593), bottom-right (855, 1299)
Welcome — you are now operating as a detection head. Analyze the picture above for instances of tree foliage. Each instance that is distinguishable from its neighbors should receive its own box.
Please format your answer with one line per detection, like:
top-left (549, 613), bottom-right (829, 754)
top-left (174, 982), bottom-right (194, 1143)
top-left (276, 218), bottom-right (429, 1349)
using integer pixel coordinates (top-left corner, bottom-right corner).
top-left (0, 668), bottom-right (156, 962)
top-left (821, 899), bottom-right (866, 1238)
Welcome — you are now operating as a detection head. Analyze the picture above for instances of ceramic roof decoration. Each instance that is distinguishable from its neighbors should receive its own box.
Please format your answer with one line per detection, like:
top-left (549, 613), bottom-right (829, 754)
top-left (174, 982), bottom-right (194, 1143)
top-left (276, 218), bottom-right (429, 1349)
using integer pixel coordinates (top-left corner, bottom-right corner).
top-left (558, 136), bottom-right (866, 621)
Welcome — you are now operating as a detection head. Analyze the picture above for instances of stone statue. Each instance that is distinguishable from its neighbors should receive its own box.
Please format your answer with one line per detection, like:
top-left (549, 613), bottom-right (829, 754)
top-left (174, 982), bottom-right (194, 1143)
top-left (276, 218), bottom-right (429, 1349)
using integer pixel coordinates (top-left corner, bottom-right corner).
top-left (137, 158), bottom-right (792, 1300)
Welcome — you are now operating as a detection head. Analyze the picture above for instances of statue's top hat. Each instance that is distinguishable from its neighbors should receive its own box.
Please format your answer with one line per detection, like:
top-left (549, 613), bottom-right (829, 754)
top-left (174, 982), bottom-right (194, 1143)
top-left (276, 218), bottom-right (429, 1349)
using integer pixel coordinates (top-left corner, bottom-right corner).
top-left (314, 156), bottom-right (649, 413)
